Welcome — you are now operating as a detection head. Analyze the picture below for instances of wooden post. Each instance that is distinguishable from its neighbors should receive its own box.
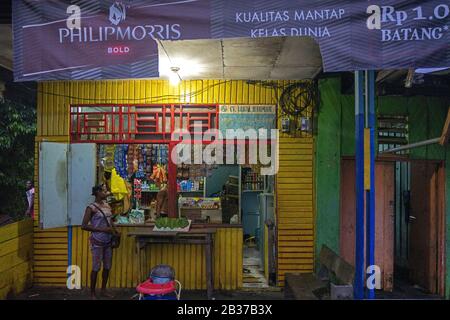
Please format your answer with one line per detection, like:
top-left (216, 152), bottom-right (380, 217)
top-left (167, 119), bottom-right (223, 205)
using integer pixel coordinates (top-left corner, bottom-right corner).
top-left (168, 142), bottom-right (177, 218)
top-left (439, 108), bottom-right (450, 146)
top-left (205, 233), bottom-right (213, 299)
top-left (136, 239), bottom-right (142, 282)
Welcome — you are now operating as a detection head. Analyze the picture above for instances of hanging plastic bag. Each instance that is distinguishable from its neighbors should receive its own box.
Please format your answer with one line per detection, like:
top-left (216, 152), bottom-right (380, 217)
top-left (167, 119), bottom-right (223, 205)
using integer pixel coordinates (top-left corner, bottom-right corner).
top-left (110, 168), bottom-right (129, 201)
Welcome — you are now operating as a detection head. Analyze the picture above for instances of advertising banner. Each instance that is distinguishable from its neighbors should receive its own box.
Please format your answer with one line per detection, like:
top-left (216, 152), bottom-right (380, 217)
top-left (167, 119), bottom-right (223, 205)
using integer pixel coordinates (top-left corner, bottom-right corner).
top-left (12, 0), bottom-right (450, 81)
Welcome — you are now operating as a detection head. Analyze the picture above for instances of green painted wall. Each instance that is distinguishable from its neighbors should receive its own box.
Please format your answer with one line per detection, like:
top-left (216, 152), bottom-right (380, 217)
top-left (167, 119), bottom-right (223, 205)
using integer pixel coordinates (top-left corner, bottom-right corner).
top-left (315, 77), bottom-right (355, 261)
top-left (314, 76), bottom-right (450, 297)
top-left (315, 77), bottom-right (343, 256)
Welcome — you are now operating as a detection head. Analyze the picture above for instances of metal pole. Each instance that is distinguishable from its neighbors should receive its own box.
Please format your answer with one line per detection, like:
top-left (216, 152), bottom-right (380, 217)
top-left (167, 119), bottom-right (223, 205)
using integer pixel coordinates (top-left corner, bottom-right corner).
top-left (379, 137), bottom-right (440, 154)
top-left (168, 142), bottom-right (177, 217)
top-left (366, 70), bottom-right (376, 299)
top-left (67, 225), bottom-right (72, 286)
top-left (354, 71), bottom-right (365, 300)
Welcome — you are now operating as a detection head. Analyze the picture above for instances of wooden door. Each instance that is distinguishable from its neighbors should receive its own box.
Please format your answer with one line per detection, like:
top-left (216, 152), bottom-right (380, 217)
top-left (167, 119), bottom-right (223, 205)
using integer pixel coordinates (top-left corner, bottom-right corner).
top-left (340, 159), bottom-right (395, 291)
top-left (409, 162), bottom-right (445, 294)
top-left (437, 164), bottom-right (445, 296)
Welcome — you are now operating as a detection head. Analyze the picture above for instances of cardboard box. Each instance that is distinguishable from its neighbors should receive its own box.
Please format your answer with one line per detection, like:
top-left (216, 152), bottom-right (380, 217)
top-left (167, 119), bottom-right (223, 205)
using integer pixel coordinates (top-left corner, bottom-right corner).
top-left (201, 209), bottom-right (222, 223)
top-left (330, 283), bottom-right (353, 300)
top-left (180, 208), bottom-right (202, 220)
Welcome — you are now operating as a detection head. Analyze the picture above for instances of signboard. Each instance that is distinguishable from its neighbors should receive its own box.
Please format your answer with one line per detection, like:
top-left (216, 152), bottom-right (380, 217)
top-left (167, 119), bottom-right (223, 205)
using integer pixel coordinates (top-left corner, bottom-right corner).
top-left (219, 105), bottom-right (276, 134)
top-left (12, 0), bottom-right (450, 81)
top-left (13, 0), bottom-right (211, 81)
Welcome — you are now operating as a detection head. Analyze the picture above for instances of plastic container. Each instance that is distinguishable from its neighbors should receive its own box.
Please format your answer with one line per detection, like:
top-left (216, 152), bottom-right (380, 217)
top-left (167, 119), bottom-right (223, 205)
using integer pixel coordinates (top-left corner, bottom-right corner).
top-left (151, 276), bottom-right (171, 284)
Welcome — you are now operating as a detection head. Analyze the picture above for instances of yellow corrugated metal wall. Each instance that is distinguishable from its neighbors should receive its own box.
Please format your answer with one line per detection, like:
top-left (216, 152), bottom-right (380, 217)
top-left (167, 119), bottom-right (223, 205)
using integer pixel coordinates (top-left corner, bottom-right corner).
top-left (275, 86), bottom-right (315, 286)
top-left (35, 79), bottom-right (315, 289)
top-left (0, 219), bottom-right (34, 299)
top-left (276, 136), bottom-right (314, 286)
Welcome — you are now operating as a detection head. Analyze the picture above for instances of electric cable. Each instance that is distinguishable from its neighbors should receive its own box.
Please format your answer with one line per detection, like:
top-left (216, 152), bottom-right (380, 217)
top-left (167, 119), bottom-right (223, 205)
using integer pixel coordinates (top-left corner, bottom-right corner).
top-left (17, 79), bottom-right (317, 114)
top-left (246, 80), bottom-right (317, 117)
top-left (17, 80), bottom-right (231, 103)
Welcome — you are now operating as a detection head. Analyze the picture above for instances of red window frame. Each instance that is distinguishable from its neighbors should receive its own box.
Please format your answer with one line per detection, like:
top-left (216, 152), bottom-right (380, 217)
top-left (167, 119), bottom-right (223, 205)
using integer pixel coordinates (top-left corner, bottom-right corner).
top-left (70, 104), bottom-right (220, 144)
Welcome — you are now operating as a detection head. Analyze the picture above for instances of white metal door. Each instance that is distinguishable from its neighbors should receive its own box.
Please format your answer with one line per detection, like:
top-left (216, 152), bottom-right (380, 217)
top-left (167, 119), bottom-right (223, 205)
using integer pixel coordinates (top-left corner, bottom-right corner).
top-left (68, 143), bottom-right (97, 226)
top-left (39, 142), bottom-right (68, 229)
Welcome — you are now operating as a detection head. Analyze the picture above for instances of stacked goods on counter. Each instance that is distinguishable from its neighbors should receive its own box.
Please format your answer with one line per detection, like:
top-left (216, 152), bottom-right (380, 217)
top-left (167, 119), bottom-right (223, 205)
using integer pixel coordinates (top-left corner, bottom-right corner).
top-left (115, 209), bottom-right (145, 225)
top-left (179, 197), bottom-right (221, 209)
top-left (98, 143), bottom-right (171, 224)
top-left (178, 197), bottom-right (222, 223)
top-left (177, 178), bottom-right (204, 192)
top-left (176, 163), bottom-right (211, 193)
top-left (129, 209), bottom-right (145, 224)
top-left (141, 181), bottom-right (159, 191)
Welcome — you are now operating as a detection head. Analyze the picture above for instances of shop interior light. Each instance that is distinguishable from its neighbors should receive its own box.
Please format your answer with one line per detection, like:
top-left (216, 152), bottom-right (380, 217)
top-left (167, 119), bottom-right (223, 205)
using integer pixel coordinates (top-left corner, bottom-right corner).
top-left (169, 66), bottom-right (181, 86)
top-left (159, 54), bottom-right (203, 83)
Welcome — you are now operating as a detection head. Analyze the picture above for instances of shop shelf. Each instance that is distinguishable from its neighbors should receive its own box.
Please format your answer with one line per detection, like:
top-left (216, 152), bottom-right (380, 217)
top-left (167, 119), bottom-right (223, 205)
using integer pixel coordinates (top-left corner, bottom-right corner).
top-left (180, 207), bottom-right (220, 210)
top-left (228, 176), bottom-right (239, 184)
top-left (226, 183), bottom-right (239, 187)
top-left (178, 191), bottom-right (204, 193)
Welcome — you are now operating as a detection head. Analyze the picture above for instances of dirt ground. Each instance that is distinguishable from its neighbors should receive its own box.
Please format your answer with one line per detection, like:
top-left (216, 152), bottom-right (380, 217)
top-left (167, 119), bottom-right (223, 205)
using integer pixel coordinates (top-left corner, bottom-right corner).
top-left (10, 279), bottom-right (443, 300)
top-left (11, 286), bottom-right (285, 300)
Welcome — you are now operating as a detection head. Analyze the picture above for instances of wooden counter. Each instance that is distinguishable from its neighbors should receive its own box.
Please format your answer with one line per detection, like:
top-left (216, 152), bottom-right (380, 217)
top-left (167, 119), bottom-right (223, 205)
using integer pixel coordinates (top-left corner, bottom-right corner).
top-left (69, 225), bottom-right (243, 290)
top-left (115, 222), bottom-right (243, 229)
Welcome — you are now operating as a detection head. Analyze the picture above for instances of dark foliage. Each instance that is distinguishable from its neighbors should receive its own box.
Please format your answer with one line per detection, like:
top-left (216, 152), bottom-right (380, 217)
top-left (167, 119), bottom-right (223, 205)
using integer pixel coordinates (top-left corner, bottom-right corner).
top-left (0, 98), bottom-right (36, 220)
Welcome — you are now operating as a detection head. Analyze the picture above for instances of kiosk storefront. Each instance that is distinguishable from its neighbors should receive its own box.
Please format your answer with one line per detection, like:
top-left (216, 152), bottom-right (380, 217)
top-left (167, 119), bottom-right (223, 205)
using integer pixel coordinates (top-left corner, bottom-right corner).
top-left (35, 81), bottom-right (313, 290)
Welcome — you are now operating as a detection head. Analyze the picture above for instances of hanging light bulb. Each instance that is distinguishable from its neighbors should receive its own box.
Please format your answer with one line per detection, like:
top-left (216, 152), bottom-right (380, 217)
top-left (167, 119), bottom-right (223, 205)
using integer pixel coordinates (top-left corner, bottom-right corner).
top-left (169, 66), bottom-right (181, 86)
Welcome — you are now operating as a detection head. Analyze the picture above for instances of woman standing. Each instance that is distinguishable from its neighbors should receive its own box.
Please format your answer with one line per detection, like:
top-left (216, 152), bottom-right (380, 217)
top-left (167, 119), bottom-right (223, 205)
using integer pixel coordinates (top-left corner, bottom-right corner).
top-left (25, 180), bottom-right (35, 219)
top-left (82, 184), bottom-right (118, 299)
